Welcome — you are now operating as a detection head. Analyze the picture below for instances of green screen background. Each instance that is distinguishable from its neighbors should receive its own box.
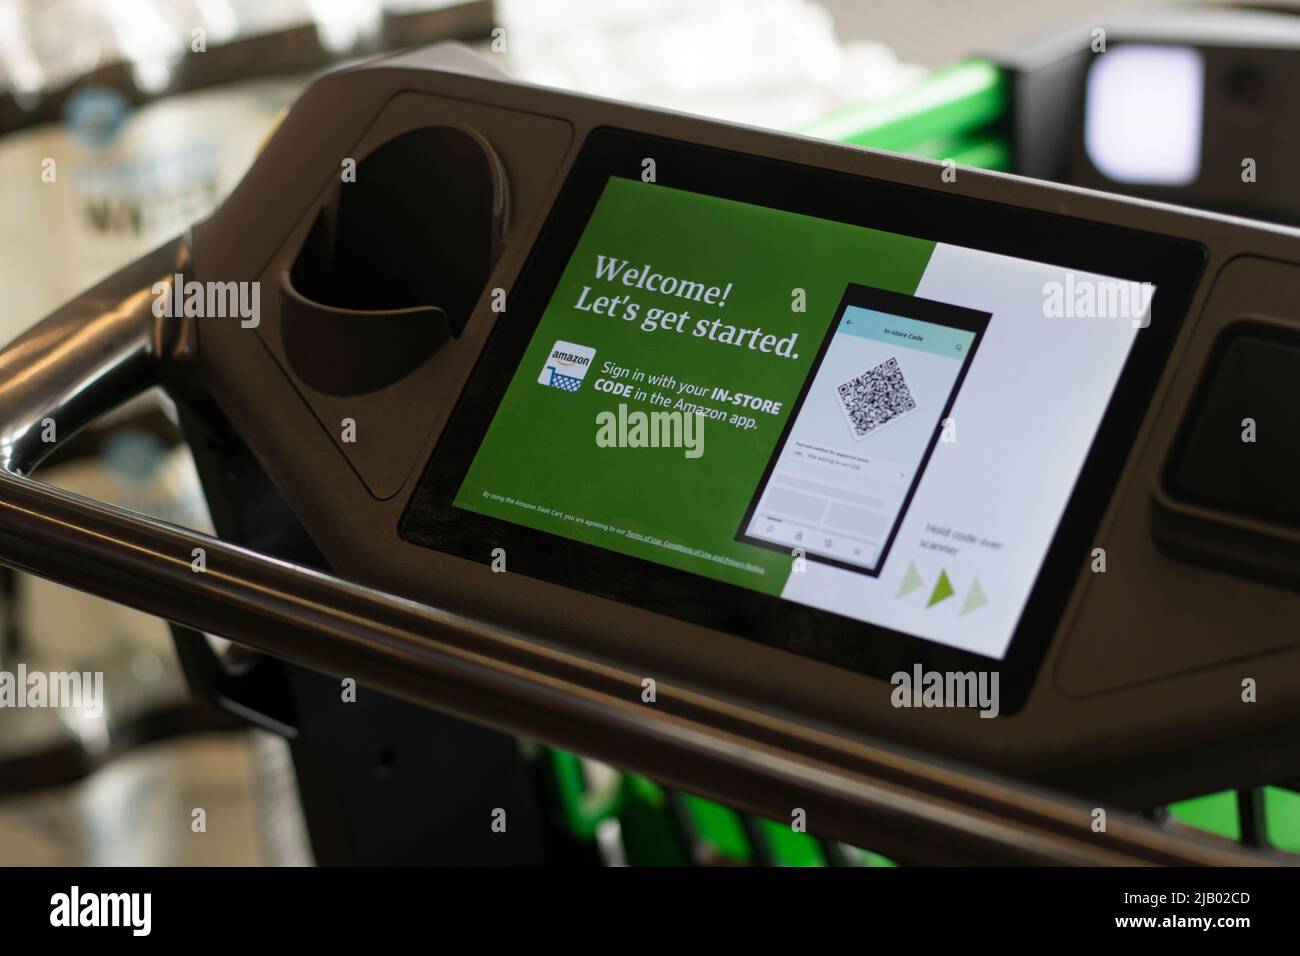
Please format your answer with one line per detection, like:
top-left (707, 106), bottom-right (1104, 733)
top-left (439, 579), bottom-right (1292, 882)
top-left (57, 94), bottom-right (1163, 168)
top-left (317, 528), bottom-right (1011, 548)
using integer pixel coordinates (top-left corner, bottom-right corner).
top-left (456, 177), bottom-right (936, 594)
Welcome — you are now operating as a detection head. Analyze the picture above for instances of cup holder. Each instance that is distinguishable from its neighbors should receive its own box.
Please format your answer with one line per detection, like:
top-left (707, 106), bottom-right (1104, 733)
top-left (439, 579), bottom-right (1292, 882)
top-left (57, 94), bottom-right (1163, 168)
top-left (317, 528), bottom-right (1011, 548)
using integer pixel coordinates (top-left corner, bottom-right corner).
top-left (282, 125), bottom-right (507, 396)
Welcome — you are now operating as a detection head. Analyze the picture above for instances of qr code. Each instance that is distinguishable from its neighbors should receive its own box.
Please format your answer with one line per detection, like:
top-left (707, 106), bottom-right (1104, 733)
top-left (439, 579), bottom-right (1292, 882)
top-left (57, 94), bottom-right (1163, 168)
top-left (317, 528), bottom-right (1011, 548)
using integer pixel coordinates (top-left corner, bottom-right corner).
top-left (835, 357), bottom-right (919, 438)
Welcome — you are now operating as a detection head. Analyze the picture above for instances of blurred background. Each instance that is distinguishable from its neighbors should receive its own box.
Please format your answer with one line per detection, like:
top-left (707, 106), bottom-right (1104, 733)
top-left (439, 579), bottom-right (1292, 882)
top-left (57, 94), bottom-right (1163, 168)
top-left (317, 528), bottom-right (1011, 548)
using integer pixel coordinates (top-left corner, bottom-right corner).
top-left (1, 0), bottom-right (1297, 865)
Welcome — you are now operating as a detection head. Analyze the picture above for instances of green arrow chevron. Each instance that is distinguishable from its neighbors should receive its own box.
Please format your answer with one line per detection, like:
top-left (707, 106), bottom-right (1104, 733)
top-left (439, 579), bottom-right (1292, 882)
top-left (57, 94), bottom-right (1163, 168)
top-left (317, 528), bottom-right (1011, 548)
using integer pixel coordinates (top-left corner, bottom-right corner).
top-left (896, 561), bottom-right (924, 598)
top-left (927, 570), bottom-right (955, 607)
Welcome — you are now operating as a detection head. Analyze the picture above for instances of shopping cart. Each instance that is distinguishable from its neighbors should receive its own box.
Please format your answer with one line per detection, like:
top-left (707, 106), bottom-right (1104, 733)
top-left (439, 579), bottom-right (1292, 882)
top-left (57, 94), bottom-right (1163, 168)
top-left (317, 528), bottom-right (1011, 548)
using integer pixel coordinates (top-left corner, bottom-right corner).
top-left (1, 30), bottom-right (1298, 867)
top-left (544, 366), bottom-right (585, 392)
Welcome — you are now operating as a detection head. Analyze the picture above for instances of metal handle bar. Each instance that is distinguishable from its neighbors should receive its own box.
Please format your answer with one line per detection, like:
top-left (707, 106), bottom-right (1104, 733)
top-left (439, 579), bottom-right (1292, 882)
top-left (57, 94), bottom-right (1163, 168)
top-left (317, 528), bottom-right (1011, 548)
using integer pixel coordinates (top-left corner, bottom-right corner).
top-left (0, 238), bottom-right (1278, 866)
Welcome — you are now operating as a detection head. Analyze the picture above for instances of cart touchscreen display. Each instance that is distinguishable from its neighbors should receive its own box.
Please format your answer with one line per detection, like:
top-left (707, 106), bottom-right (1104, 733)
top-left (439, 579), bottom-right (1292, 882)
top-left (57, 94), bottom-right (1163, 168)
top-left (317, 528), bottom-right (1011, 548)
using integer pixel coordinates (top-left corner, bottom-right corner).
top-left (402, 128), bottom-right (1202, 694)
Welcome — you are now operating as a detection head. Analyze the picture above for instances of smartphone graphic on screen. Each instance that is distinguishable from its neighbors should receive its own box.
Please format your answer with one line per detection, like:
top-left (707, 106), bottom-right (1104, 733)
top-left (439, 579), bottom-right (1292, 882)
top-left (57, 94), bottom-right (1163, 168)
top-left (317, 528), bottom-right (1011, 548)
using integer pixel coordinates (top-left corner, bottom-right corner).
top-left (738, 284), bottom-right (990, 576)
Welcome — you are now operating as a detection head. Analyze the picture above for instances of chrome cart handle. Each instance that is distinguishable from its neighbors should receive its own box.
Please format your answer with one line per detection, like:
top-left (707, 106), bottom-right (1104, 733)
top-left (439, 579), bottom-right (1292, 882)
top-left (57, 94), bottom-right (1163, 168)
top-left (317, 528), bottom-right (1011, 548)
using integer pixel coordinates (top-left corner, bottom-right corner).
top-left (0, 238), bottom-right (191, 476)
top-left (0, 241), bottom-right (1278, 866)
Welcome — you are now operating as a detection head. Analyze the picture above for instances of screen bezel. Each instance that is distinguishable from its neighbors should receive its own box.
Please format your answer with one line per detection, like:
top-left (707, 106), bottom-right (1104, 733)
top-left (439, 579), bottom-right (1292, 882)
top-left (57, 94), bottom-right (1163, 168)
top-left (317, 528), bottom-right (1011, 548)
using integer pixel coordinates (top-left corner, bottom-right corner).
top-left (399, 127), bottom-right (1205, 714)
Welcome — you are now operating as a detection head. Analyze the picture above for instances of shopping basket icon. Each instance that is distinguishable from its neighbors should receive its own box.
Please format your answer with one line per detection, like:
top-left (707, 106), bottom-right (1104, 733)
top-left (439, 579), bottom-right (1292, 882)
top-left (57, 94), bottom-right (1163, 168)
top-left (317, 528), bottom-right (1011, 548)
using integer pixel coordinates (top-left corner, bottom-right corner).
top-left (545, 365), bottom-right (585, 391)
